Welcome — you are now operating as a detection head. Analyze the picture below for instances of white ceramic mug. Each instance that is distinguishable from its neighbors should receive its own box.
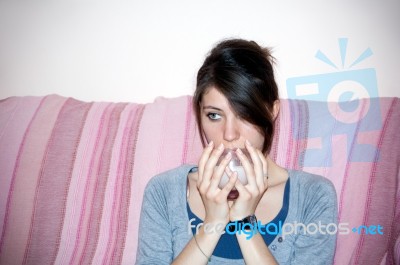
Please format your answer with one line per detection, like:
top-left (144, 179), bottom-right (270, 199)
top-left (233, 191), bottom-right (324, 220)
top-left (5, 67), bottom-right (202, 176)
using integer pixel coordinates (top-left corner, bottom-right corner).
top-left (216, 148), bottom-right (251, 189)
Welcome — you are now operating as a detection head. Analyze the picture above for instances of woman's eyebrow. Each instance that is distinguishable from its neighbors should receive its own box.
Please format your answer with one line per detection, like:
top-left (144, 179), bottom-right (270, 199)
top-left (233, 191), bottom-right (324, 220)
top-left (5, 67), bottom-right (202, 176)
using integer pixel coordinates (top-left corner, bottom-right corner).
top-left (202, 106), bottom-right (223, 111)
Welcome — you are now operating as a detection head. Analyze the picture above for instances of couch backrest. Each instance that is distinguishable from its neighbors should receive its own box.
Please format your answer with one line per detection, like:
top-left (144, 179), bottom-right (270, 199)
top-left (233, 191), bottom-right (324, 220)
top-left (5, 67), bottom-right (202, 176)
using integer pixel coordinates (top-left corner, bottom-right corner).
top-left (0, 95), bottom-right (398, 264)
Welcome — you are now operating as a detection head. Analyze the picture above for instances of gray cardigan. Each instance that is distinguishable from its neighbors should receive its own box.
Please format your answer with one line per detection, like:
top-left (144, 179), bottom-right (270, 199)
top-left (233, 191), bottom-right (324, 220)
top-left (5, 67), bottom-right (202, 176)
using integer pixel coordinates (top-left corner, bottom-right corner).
top-left (136, 165), bottom-right (337, 265)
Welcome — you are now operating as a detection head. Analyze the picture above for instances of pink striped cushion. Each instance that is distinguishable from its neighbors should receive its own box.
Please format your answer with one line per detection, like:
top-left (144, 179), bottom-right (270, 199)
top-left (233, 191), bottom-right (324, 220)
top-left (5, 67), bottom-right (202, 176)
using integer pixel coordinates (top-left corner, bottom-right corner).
top-left (0, 95), bottom-right (398, 264)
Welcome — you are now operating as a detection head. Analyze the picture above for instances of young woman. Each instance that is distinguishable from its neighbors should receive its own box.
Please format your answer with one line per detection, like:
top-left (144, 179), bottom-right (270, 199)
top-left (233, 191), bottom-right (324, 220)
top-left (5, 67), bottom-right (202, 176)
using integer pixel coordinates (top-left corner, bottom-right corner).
top-left (135, 39), bottom-right (337, 265)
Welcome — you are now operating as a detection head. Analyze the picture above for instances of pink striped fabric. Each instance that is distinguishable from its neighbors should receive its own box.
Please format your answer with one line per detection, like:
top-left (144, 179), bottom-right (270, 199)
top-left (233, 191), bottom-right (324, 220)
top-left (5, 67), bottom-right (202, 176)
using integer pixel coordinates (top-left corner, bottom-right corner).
top-left (0, 95), bottom-right (398, 265)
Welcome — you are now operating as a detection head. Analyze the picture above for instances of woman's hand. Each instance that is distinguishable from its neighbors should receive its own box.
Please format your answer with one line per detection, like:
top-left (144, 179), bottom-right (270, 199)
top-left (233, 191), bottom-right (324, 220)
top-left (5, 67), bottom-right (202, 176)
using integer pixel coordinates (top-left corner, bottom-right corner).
top-left (229, 140), bottom-right (269, 221)
top-left (197, 141), bottom-right (238, 226)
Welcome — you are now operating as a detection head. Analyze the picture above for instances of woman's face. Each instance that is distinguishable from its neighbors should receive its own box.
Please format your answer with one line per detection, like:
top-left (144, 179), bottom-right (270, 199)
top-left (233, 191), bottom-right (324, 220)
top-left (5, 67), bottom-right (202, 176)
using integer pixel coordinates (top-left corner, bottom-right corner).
top-left (200, 87), bottom-right (265, 151)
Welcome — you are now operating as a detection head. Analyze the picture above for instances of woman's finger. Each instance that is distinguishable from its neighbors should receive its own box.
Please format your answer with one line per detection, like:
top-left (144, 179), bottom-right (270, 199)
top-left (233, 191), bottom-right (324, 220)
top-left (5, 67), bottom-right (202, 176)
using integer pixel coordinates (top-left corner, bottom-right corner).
top-left (219, 171), bottom-right (238, 199)
top-left (257, 149), bottom-right (269, 187)
top-left (201, 143), bottom-right (224, 186)
top-left (197, 141), bottom-right (214, 185)
top-left (209, 151), bottom-right (232, 190)
top-left (244, 140), bottom-right (264, 189)
top-left (236, 147), bottom-right (256, 187)
top-left (229, 179), bottom-right (253, 221)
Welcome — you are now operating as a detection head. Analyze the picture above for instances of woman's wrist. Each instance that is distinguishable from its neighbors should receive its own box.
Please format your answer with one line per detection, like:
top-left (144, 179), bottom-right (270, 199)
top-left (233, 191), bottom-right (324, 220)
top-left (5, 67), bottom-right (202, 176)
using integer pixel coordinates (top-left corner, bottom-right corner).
top-left (229, 211), bottom-right (255, 222)
top-left (203, 217), bottom-right (229, 231)
top-left (174, 220), bottom-right (222, 264)
top-left (192, 221), bottom-right (223, 261)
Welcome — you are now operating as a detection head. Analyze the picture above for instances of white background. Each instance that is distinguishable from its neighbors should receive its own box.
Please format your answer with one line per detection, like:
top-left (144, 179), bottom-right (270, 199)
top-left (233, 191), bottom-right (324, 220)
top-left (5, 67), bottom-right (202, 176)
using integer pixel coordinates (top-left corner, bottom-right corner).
top-left (0, 0), bottom-right (399, 103)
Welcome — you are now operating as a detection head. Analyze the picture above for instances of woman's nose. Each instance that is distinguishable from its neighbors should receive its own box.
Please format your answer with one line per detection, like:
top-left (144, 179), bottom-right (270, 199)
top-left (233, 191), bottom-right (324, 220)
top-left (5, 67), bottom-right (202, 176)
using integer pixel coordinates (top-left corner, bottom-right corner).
top-left (223, 119), bottom-right (240, 142)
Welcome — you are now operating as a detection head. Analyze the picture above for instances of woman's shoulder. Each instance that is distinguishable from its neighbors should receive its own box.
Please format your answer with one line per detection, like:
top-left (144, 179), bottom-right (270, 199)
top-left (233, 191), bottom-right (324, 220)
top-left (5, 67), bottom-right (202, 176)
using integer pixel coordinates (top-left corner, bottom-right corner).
top-left (144, 164), bottom-right (197, 192)
top-left (288, 169), bottom-right (337, 199)
top-left (287, 169), bottom-right (338, 224)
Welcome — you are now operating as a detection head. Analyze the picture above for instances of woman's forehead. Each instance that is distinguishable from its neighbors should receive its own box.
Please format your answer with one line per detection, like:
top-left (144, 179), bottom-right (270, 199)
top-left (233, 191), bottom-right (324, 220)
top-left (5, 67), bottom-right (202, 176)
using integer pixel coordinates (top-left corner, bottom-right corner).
top-left (201, 87), bottom-right (229, 108)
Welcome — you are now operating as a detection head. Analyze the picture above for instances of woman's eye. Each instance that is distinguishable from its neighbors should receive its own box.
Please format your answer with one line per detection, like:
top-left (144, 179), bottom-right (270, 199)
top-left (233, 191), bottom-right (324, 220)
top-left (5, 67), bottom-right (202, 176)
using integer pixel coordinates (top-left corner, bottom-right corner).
top-left (207, 113), bottom-right (221, 121)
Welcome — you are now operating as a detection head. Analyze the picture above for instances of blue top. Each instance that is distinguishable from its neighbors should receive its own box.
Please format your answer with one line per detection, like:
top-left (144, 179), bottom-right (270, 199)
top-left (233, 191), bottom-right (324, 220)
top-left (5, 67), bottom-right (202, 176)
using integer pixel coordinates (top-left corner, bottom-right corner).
top-left (186, 178), bottom-right (290, 259)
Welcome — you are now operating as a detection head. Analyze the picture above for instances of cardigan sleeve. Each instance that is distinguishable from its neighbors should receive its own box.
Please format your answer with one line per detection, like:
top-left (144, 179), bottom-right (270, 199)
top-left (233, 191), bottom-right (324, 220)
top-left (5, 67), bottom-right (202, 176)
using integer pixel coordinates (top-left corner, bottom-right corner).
top-left (135, 177), bottom-right (174, 265)
top-left (290, 176), bottom-right (338, 265)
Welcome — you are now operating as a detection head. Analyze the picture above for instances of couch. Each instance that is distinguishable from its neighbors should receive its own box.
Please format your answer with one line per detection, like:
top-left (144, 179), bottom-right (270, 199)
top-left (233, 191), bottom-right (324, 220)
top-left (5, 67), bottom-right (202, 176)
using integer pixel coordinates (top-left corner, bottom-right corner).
top-left (0, 94), bottom-right (398, 264)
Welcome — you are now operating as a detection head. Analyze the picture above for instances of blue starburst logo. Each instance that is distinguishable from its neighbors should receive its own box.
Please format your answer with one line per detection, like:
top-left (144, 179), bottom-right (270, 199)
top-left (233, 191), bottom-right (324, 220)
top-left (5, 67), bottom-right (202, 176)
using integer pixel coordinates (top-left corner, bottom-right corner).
top-left (286, 38), bottom-right (381, 167)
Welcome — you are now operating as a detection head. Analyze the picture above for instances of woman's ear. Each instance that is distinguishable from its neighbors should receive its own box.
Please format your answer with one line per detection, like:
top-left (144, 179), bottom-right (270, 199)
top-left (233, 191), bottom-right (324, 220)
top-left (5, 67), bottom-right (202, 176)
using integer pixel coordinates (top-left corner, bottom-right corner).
top-left (272, 100), bottom-right (280, 120)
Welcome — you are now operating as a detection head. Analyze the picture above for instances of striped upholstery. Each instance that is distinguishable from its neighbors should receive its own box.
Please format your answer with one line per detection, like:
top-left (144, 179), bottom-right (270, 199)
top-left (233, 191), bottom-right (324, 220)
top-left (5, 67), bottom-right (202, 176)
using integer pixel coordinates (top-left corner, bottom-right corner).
top-left (0, 95), bottom-right (398, 264)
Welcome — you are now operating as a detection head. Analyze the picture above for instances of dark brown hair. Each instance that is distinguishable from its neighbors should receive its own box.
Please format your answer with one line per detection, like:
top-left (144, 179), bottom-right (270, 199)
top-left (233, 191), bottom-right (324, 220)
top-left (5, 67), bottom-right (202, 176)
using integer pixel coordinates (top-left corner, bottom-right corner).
top-left (193, 39), bottom-right (279, 153)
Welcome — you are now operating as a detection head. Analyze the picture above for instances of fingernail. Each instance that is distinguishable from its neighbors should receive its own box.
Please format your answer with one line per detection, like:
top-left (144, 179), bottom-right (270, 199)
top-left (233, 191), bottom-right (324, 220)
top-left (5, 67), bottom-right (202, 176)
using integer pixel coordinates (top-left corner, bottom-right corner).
top-left (225, 152), bottom-right (232, 159)
top-left (245, 139), bottom-right (252, 146)
top-left (208, 141), bottom-right (214, 147)
top-left (236, 148), bottom-right (243, 155)
top-left (218, 143), bottom-right (224, 150)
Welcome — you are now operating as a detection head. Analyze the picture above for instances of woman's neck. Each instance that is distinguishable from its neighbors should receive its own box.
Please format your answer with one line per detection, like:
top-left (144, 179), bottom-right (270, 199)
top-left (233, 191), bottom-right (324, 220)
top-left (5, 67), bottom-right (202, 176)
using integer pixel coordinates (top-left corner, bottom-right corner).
top-left (265, 156), bottom-right (289, 187)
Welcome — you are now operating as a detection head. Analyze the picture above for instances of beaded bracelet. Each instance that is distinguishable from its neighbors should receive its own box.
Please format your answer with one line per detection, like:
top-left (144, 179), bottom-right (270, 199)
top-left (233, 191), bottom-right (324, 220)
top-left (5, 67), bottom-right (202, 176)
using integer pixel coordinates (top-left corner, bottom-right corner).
top-left (193, 234), bottom-right (211, 262)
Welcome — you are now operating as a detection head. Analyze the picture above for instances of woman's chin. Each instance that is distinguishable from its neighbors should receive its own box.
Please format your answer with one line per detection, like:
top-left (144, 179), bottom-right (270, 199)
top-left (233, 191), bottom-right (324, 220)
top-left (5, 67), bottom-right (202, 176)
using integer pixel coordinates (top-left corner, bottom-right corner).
top-left (227, 190), bottom-right (239, 201)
